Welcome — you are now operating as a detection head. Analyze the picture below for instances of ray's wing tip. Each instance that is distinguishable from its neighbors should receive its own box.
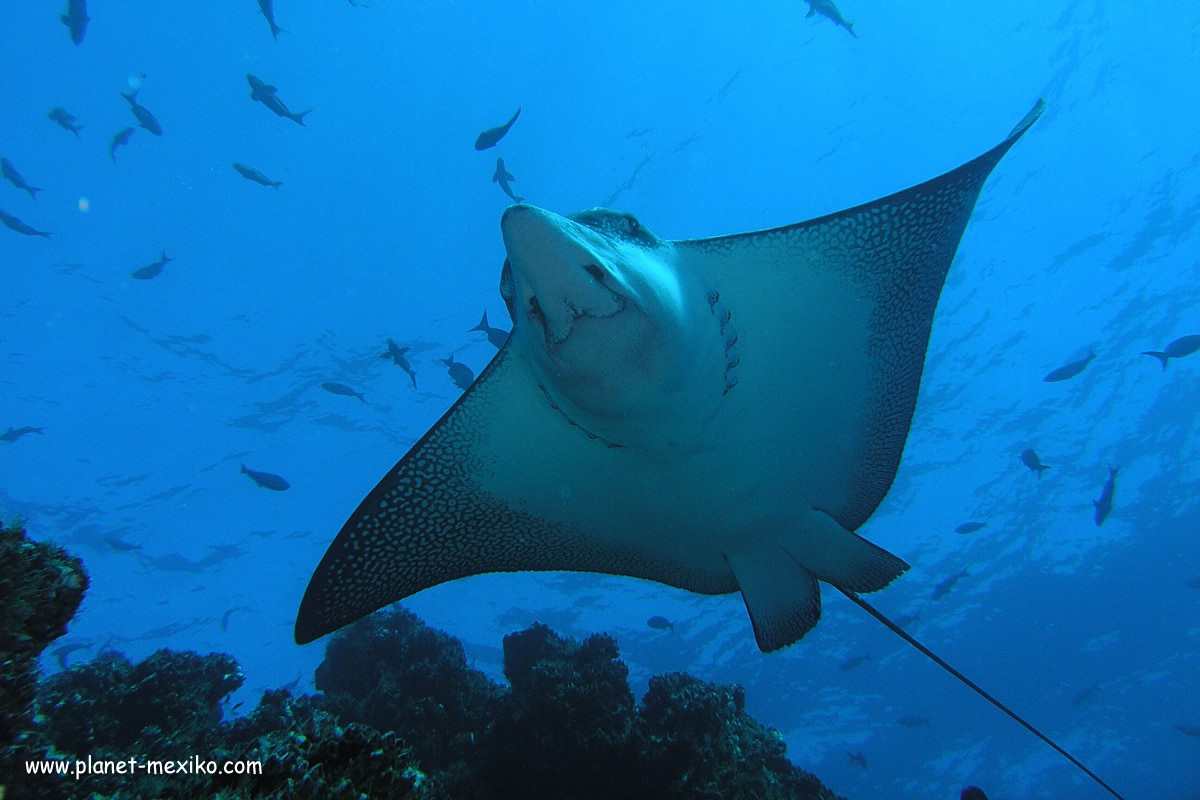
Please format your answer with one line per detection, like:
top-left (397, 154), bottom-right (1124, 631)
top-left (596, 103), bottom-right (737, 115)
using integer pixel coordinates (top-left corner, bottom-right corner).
top-left (1008, 98), bottom-right (1046, 140)
top-left (293, 610), bottom-right (320, 645)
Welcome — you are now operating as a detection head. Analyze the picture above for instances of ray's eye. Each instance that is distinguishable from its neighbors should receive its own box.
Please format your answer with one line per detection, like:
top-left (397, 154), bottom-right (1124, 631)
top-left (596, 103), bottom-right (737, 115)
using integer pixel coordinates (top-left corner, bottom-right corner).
top-left (528, 295), bottom-right (544, 319)
top-left (584, 264), bottom-right (606, 283)
top-left (625, 216), bottom-right (640, 234)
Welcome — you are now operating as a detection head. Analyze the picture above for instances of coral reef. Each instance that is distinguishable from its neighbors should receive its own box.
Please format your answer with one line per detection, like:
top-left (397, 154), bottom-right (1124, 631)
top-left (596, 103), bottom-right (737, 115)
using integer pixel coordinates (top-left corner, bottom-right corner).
top-left (5, 522), bottom-right (845, 800)
top-left (37, 648), bottom-right (243, 759)
top-left (314, 607), bottom-right (504, 774)
top-left (0, 518), bottom-right (88, 779)
top-left (318, 613), bottom-right (844, 800)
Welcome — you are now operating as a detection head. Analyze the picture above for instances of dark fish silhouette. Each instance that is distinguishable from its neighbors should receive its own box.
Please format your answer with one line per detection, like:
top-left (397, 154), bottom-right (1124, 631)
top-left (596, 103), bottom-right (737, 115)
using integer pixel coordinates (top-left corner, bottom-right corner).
top-left (247, 74), bottom-right (311, 126)
top-left (380, 338), bottom-right (417, 388)
top-left (492, 157), bottom-right (523, 203)
top-left (0, 209), bottom-right (51, 238)
top-left (469, 309), bottom-right (509, 349)
top-left (241, 463), bottom-right (290, 491)
top-left (474, 107), bottom-right (520, 150)
top-left (109, 127), bottom-right (134, 162)
top-left (898, 716), bottom-right (931, 728)
top-left (199, 543), bottom-right (248, 568)
top-left (1177, 724), bottom-right (1200, 738)
top-left (646, 615), bottom-right (674, 631)
top-left (1, 425), bottom-right (44, 442)
top-left (954, 521), bottom-right (986, 534)
top-left (1071, 683), bottom-right (1102, 707)
top-left (121, 89), bottom-right (163, 136)
top-left (51, 641), bottom-right (93, 670)
top-left (440, 355), bottom-right (474, 391)
top-left (846, 751), bottom-right (868, 769)
top-left (1, 158), bottom-right (42, 199)
top-left (222, 606), bottom-right (249, 632)
top-left (931, 569), bottom-right (969, 601)
top-left (233, 162), bottom-right (282, 188)
top-left (805, 0), bottom-right (855, 37)
top-left (839, 654), bottom-right (872, 671)
top-left (322, 381), bottom-right (366, 402)
top-left (961, 788), bottom-right (989, 800)
top-left (1093, 466), bottom-right (1117, 526)
top-left (48, 107), bottom-right (84, 137)
top-left (1044, 350), bottom-right (1094, 382)
top-left (891, 611), bottom-right (920, 628)
top-left (257, 0), bottom-right (283, 39)
top-left (1141, 334), bottom-right (1200, 370)
top-left (131, 250), bottom-right (172, 280)
top-left (1020, 448), bottom-right (1050, 478)
top-left (103, 535), bottom-right (142, 552)
top-left (61, 0), bottom-right (89, 45)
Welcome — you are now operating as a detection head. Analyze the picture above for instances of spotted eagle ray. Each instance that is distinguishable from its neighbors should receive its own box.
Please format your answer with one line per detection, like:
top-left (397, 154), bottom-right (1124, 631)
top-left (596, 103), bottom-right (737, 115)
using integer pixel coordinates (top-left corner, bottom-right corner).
top-left (297, 99), bottom-right (1125, 799)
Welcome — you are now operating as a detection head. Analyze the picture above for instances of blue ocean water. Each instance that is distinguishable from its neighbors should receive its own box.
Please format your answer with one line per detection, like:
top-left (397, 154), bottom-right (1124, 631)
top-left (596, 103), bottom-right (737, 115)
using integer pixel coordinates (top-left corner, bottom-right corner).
top-left (2, 1), bottom-right (1197, 798)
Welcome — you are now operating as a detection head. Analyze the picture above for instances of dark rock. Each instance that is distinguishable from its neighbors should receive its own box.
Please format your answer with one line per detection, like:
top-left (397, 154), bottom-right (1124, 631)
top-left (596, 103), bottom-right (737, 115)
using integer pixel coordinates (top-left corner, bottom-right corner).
top-left (314, 608), bottom-right (505, 772)
top-left (0, 518), bottom-right (88, 778)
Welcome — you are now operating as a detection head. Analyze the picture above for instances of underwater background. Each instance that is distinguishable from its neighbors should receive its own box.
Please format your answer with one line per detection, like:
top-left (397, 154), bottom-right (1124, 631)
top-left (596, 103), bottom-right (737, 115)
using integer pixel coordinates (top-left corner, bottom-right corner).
top-left (2, 1), bottom-right (1198, 798)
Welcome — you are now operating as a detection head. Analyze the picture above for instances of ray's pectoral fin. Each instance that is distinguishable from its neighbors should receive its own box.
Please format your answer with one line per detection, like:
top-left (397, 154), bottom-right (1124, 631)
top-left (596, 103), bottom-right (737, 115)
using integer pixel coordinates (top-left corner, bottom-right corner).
top-left (295, 342), bottom-right (581, 645)
top-left (729, 508), bottom-right (908, 652)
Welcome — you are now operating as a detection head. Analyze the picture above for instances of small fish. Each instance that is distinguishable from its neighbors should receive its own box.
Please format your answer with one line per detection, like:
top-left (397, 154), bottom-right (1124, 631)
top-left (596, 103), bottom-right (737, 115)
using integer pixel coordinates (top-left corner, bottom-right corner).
top-left (931, 569), bottom-right (969, 601)
top-left (469, 310), bottom-right (509, 349)
top-left (961, 788), bottom-right (990, 800)
top-left (846, 751), bottom-right (868, 769)
top-left (646, 615), bottom-right (674, 632)
top-left (221, 606), bottom-right (250, 632)
top-left (805, 0), bottom-right (856, 38)
top-left (1177, 724), bottom-right (1200, 738)
top-left (838, 654), bottom-right (872, 671)
top-left (1019, 448), bottom-right (1050, 478)
top-left (380, 338), bottom-right (417, 388)
top-left (109, 127), bottom-right (134, 163)
top-left (954, 521), bottom-right (987, 534)
top-left (48, 107), bottom-right (84, 137)
top-left (1043, 350), bottom-right (1095, 382)
top-left (1071, 683), bottom-right (1102, 707)
top-left (322, 381), bottom-right (366, 402)
top-left (441, 355), bottom-right (475, 391)
top-left (1, 425), bottom-right (44, 442)
top-left (121, 89), bottom-right (163, 136)
top-left (51, 641), bottom-right (93, 670)
top-left (1, 158), bottom-right (42, 199)
top-left (492, 157), bottom-right (524, 203)
top-left (199, 544), bottom-right (248, 568)
top-left (247, 74), bottom-right (311, 126)
top-left (233, 162), bottom-right (282, 189)
top-left (897, 716), bottom-right (931, 728)
top-left (257, 0), bottom-right (284, 39)
top-left (61, 0), bottom-right (89, 45)
top-left (891, 611), bottom-right (920, 628)
top-left (0, 209), bottom-right (51, 238)
top-left (1141, 334), bottom-right (1200, 371)
top-left (103, 535), bottom-right (142, 552)
top-left (131, 250), bottom-right (172, 280)
top-left (474, 107), bottom-right (521, 151)
top-left (241, 463), bottom-right (290, 491)
top-left (231, 701), bottom-right (244, 712)
top-left (1093, 466), bottom-right (1117, 527)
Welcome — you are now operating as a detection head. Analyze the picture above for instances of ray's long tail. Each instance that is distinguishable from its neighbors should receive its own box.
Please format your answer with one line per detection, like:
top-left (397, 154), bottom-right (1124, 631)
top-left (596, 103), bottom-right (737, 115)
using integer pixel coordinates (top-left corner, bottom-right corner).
top-left (837, 588), bottom-right (1126, 800)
